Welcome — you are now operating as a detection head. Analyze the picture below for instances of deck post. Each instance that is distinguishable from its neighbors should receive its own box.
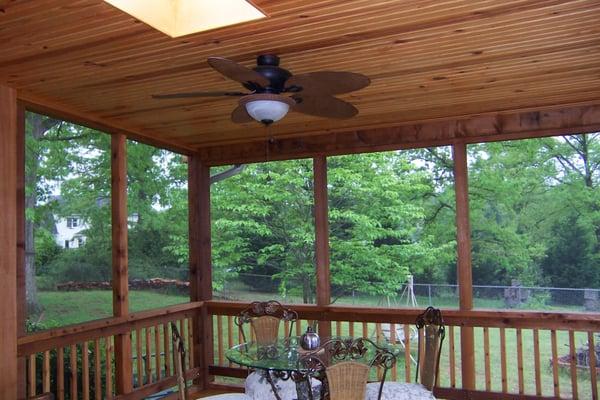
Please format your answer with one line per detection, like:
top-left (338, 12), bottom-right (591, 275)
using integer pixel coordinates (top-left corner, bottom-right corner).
top-left (0, 85), bottom-right (18, 399)
top-left (188, 155), bottom-right (213, 389)
top-left (16, 102), bottom-right (26, 399)
top-left (314, 156), bottom-right (332, 337)
top-left (111, 133), bottom-right (134, 394)
top-left (452, 142), bottom-right (476, 390)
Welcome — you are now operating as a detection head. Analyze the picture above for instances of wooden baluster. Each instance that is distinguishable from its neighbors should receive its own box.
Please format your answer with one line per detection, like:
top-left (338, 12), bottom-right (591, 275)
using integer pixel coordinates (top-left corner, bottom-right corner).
top-left (164, 324), bottom-right (171, 377)
top-left (228, 316), bottom-right (234, 367)
top-left (551, 330), bottom-right (560, 397)
top-left (376, 323), bottom-right (383, 344)
top-left (418, 327), bottom-right (426, 379)
top-left (154, 325), bottom-right (161, 381)
top-left (284, 320), bottom-right (290, 338)
top-left (404, 324), bottom-right (411, 382)
top-left (179, 319), bottom-right (186, 362)
top-left (145, 327), bottom-right (153, 384)
top-left (241, 321), bottom-right (246, 344)
top-left (57, 347), bottom-right (65, 400)
top-left (94, 339), bottom-right (101, 400)
top-left (70, 344), bottom-right (78, 400)
top-left (376, 323), bottom-right (383, 380)
top-left (349, 321), bottom-right (354, 337)
top-left (533, 329), bottom-right (542, 396)
top-left (448, 325), bottom-right (455, 388)
top-left (516, 329), bottom-right (524, 394)
top-left (569, 331), bottom-right (579, 399)
top-left (187, 318), bottom-right (194, 369)
top-left (172, 325), bottom-right (178, 378)
top-left (483, 327), bottom-right (491, 391)
top-left (136, 329), bottom-right (143, 386)
top-left (390, 323), bottom-right (397, 381)
top-left (217, 315), bottom-right (224, 366)
top-left (588, 332), bottom-right (598, 399)
top-left (106, 337), bottom-right (113, 400)
top-left (500, 328), bottom-right (507, 393)
top-left (362, 322), bottom-right (368, 339)
top-left (296, 320), bottom-right (302, 336)
top-left (336, 321), bottom-right (342, 337)
top-left (43, 350), bottom-right (50, 393)
top-left (28, 354), bottom-right (36, 397)
top-left (82, 341), bottom-right (90, 400)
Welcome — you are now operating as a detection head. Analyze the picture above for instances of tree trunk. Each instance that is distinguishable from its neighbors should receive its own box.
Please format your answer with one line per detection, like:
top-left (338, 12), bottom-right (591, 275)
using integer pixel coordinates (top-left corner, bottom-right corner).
top-left (24, 114), bottom-right (60, 316)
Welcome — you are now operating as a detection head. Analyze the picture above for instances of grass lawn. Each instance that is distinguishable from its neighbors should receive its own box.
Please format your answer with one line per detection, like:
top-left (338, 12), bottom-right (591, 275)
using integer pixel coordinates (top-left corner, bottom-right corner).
top-left (33, 290), bottom-right (599, 398)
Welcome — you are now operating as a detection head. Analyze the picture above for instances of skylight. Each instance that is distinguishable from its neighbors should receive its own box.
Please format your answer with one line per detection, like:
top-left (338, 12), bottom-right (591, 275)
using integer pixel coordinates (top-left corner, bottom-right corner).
top-left (104, 0), bottom-right (265, 38)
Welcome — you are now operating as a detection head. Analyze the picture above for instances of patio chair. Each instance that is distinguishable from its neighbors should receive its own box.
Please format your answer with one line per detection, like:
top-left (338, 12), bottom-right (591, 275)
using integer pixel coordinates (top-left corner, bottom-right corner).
top-left (298, 337), bottom-right (396, 400)
top-left (170, 322), bottom-right (250, 400)
top-left (364, 307), bottom-right (445, 400)
top-left (235, 301), bottom-right (300, 400)
top-left (235, 300), bottom-right (298, 345)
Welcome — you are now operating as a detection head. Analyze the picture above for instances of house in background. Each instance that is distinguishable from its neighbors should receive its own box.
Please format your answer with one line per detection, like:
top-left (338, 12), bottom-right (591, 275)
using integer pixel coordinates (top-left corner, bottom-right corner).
top-left (50, 195), bottom-right (139, 249)
top-left (54, 214), bottom-right (86, 249)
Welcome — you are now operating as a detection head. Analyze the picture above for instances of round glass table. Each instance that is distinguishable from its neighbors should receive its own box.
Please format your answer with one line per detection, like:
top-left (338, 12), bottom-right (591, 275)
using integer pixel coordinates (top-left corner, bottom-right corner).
top-left (225, 336), bottom-right (402, 400)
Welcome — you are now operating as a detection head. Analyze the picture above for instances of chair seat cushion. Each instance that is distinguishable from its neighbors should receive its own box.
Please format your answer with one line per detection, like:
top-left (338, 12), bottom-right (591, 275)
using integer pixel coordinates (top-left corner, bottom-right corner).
top-left (244, 371), bottom-right (298, 400)
top-left (245, 370), bottom-right (321, 400)
top-left (200, 394), bottom-right (252, 400)
top-left (365, 382), bottom-right (436, 400)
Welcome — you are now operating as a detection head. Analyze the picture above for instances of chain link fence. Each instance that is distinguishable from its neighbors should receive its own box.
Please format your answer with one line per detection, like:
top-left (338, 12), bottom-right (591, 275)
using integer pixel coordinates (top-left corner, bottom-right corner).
top-left (215, 273), bottom-right (600, 312)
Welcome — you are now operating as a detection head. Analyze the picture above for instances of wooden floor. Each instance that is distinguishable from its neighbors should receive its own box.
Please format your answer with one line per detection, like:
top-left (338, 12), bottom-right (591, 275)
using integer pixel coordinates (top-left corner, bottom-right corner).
top-left (192, 388), bottom-right (238, 398)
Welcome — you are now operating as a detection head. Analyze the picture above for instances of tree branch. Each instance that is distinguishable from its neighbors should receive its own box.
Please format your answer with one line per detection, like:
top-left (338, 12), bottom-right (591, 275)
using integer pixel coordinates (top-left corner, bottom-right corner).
top-left (210, 164), bottom-right (246, 184)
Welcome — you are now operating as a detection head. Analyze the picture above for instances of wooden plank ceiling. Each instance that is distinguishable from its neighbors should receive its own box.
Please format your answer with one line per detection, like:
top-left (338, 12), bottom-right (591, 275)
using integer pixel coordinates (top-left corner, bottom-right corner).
top-left (1, 0), bottom-right (599, 152)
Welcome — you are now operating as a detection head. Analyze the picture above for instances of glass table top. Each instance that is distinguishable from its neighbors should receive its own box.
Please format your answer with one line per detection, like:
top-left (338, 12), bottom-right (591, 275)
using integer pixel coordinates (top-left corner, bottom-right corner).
top-left (225, 336), bottom-right (402, 372)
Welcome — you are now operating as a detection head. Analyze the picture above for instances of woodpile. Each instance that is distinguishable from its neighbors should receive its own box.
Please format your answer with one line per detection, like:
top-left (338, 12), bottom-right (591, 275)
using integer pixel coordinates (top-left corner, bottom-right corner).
top-left (56, 278), bottom-right (189, 291)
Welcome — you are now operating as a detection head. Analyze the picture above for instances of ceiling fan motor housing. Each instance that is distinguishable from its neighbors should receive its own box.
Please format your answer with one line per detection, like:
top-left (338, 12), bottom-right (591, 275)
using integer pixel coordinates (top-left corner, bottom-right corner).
top-left (249, 54), bottom-right (291, 93)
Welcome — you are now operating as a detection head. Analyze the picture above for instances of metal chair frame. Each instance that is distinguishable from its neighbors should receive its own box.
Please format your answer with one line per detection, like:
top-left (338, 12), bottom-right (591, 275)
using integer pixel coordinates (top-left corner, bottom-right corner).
top-left (234, 300), bottom-right (298, 345)
top-left (414, 306), bottom-right (445, 389)
top-left (297, 337), bottom-right (396, 400)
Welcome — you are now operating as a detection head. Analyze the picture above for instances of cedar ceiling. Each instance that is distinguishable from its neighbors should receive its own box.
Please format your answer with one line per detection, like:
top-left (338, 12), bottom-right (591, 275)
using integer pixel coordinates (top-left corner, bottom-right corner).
top-left (1, 0), bottom-right (600, 152)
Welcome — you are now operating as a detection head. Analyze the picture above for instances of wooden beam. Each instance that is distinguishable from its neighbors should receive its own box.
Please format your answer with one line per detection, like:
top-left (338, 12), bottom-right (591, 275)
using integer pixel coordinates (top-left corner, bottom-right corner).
top-left (16, 101), bottom-right (27, 399)
top-left (188, 155), bottom-right (213, 389)
top-left (314, 156), bottom-right (332, 337)
top-left (18, 93), bottom-right (194, 156)
top-left (199, 104), bottom-right (600, 166)
top-left (111, 133), bottom-right (133, 394)
top-left (452, 142), bottom-right (476, 390)
top-left (0, 84), bottom-right (18, 399)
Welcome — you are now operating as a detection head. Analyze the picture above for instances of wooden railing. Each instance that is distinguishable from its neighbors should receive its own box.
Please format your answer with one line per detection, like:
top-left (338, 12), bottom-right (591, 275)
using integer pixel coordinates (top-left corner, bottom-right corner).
top-left (17, 301), bottom-right (600, 399)
top-left (207, 301), bottom-right (600, 400)
top-left (18, 302), bottom-right (203, 400)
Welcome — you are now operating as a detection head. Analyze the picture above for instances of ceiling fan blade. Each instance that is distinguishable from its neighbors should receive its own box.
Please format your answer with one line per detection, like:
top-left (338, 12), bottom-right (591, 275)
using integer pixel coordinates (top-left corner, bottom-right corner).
top-left (231, 105), bottom-right (254, 124)
top-left (152, 91), bottom-right (247, 99)
top-left (291, 95), bottom-right (358, 119)
top-left (286, 71), bottom-right (370, 95)
top-left (208, 57), bottom-right (269, 87)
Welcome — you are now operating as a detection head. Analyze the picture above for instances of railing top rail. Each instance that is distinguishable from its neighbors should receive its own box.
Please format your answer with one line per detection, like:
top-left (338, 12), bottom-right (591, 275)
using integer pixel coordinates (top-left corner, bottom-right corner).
top-left (207, 300), bottom-right (600, 331)
top-left (18, 301), bottom-right (203, 356)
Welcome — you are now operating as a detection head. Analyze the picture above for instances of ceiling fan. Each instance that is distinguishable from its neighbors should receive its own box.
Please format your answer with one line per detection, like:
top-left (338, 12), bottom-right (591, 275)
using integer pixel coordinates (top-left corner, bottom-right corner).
top-left (152, 55), bottom-right (370, 125)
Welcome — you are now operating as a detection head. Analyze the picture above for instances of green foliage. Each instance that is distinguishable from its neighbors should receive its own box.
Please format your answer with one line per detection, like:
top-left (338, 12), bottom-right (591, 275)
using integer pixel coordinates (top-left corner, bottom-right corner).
top-left (34, 228), bottom-right (61, 271)
top-left (27, 109), bottom-right (600, 311)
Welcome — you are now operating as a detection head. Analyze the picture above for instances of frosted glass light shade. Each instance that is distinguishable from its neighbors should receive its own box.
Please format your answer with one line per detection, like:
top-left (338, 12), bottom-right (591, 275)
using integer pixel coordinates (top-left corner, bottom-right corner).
top-left (245, 100), bottom-right (290, 124)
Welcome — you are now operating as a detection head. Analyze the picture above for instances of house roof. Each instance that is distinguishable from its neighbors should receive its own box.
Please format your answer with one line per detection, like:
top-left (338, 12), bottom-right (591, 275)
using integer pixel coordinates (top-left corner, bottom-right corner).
top-left (2, 1), bottom-right (600, 153)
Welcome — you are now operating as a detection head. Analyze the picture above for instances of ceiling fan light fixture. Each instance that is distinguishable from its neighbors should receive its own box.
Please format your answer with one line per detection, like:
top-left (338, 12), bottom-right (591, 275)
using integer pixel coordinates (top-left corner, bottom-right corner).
top-left (240, 94), bottom-right (295, 125)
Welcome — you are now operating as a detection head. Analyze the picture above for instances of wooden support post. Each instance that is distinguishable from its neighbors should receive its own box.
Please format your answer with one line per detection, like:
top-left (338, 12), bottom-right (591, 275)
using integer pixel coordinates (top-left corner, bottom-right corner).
top-left (0, 85), bottom-right (18, 399)
top-left (111, 133), bottom-right (133, 394)
top-left (314, 156), bottom-right (331, 338)
top-left (188, 155), bottom-right (213, 389)
top-left (16, 102), bottom-right (27, 399)
top-left (452, 142), bottom-right (476, 390)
